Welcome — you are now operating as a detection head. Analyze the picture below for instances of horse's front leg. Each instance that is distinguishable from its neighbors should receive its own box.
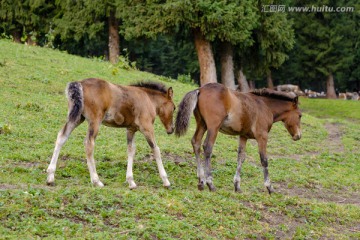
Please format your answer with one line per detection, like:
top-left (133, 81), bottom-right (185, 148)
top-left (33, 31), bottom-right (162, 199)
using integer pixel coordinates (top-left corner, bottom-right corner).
top-left (142, 126), bottom-right (170, 188)
top-left (126, 129), bottom-right (137, 189)
top-left (85, 121), bottom-right (104, 187)
top-left (234, 137), bottom-right (247, 192)
top-left (257, 135), bottom-right (274, 194)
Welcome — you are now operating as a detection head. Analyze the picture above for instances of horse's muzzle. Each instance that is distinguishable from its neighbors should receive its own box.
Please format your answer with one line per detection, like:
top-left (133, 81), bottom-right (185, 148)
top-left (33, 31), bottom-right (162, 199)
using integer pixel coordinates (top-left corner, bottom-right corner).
top-left (167, 126), bottom-right (175, 135)
top-left (292, 133), bottom-right (301, 141)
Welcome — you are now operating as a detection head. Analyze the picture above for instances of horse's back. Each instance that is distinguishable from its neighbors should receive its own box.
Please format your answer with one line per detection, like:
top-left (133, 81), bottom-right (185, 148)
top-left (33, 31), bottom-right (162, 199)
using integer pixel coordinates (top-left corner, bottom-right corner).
top-left (197, 83), bottom-right (272, 137)
top-left (77, 78), bottom-right (154, 127)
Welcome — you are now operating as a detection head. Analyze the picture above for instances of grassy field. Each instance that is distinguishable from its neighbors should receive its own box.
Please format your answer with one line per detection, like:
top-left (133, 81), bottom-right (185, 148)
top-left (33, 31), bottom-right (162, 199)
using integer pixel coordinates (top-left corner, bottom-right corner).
top-left (0, 39), bottom-right (359, 239)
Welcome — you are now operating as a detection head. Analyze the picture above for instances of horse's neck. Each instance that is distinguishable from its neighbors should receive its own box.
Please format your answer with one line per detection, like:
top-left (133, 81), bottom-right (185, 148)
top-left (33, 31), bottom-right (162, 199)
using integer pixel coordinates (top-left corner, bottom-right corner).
top-left (261, 97), bottom-right (292, 122)
top-left (142, 90), bottom-right (164, 113)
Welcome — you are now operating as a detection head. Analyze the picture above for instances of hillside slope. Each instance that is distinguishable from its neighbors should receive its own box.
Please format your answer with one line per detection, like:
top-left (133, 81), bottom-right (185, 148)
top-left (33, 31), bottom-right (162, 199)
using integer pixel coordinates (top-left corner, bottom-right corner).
top-left (0, 40), bottom-right (359, 239)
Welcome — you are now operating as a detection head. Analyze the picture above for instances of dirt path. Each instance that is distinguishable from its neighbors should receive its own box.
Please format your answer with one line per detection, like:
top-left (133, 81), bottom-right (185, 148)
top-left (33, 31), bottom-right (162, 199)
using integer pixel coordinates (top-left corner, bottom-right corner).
top-left (324, 122), bottom-right (344, 153)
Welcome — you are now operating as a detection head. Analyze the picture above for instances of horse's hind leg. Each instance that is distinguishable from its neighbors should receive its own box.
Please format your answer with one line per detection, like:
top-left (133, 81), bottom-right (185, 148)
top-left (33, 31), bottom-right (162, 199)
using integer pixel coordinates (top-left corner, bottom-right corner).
top-left (84, 120), bottom-right (104, 187)
top-left (202, 128), bottom-right (219, 192)
top-left (234, 137), bottom-right (247, 192)
top-left (141, 126), bottom-right (170, 188)
top-left (47, 118), bottom-right (84, 185)
top-left (126, 129), bottom-right (137, 189)
top-left (191, 115), bottom-right (207, 190)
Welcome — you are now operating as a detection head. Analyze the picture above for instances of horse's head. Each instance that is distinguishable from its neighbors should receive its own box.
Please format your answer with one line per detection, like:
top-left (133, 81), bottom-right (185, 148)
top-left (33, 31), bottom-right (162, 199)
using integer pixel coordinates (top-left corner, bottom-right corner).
top-left (282, 97), bottom-right (302, 141)
top-left (159, 87), bottom-right (175, 134)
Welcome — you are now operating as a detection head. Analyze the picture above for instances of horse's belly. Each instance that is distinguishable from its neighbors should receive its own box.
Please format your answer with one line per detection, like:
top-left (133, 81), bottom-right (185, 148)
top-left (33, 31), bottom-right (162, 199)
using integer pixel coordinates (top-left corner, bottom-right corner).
top-left (102, 111), bottom-right (128, 128)
top-left (219, 125), bottom-right (239, 135)
top-left (220, 115), bottom-right (241, 135)
top-left (220, 113), bottom-right (254, 138)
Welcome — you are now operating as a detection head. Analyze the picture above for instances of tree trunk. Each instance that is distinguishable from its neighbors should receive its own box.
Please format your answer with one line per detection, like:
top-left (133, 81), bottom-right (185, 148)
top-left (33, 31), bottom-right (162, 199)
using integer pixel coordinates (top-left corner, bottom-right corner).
top-left (236, 68), bottom-right (250, 92)
top-left (108, 9), bottom-right (120, 64)
top-left (193, 28), bottom-right (217, 86)
top-left (326, 73), bottom-right (337, 99)
top-left (266, 70), bottom-right (274, 89)
top-left (220, 41), bottom-right (235, 89)
top-left (26, 34), bottom-right (36, 46)
top-left (11, 29), bottom-right (22, 43)
top-left (249, 80), bottom-right (256, 90)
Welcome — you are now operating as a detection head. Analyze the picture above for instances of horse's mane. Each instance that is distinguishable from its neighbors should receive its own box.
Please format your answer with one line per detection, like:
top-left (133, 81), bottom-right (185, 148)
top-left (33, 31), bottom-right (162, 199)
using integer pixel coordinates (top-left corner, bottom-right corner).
top-left (131, 81), bottom-right (167, 94)
top-left (251, 88), bottom-right (298, 102)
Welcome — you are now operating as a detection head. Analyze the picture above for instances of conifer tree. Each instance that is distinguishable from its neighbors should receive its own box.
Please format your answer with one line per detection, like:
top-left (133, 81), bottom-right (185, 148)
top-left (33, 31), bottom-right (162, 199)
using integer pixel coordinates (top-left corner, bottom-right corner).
top-left (120, 0), bottom-right (258, 86)
top-left (54, 0), bottom-right (120, 63)
top-left (237, 0), bottom-right (295, 89)
top-left (286, 0), bottom-right (358, 97)
top-left (0, 0), bottom-right (55, 44)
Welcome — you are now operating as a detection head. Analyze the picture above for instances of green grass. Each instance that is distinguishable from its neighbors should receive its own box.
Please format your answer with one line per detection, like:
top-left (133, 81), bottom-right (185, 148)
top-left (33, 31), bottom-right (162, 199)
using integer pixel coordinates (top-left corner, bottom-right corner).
top-left (1, 39), bottom-right (360, 239)
top-left (300, 97), bottom-right (360, 121)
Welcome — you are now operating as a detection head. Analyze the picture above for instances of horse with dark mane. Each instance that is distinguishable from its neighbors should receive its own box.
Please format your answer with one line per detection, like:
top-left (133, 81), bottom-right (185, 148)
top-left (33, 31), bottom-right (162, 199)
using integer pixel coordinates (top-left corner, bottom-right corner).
top-left (175, 83), bottom-right (302, 194)
top-left (47, 78), bottom-right (175, 189)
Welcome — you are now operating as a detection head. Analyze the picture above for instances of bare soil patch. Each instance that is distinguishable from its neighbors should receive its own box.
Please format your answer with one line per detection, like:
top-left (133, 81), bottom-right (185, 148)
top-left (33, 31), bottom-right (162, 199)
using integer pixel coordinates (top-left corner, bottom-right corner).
top-left (0, 184), bottom-right (20, 190)
top-left (324, 122), bottom-right (344, 153)
top-left (242, 200), bottom-right (306, 239)
top-left (276, 182), bottom-right (360, 206)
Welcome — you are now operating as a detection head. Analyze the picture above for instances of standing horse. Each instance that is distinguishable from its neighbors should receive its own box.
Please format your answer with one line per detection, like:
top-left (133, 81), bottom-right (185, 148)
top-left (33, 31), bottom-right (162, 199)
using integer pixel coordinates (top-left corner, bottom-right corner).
top-left (175, 83), bottom-right (302, 194)
top-left (46, 78), bottom-right (175, 189)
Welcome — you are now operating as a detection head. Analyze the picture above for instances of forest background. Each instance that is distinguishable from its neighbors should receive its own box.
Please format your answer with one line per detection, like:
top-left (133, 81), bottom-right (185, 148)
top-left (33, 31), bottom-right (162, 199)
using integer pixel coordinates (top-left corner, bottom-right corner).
top-left (1, 0), bottom-right (359, 96)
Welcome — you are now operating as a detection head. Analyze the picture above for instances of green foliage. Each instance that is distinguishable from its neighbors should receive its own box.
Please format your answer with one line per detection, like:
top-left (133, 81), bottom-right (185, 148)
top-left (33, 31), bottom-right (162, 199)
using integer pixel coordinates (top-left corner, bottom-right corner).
top-left (124, 34), bottom-right (199, 79)
top-left (238, 0), bottom-right (295, 78)
top-left (1, 40), bottom-right (360, 239)
top-left (177, 73), bottom-right (196, 85)
top-left (120, 0), bottom-right (258, 43)
top-left (111, 54), bottom-right (137, 75)
top-left (0, 0), bottom-right (55, 43)
top-left (51, 0), bottom-right (111, 56)
top-left (274, 0), bottom-right (359, 90)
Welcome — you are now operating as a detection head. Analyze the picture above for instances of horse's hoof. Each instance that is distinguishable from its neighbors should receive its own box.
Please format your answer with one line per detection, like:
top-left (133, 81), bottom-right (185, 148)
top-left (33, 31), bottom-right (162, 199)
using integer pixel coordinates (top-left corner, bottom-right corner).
top-left (163, 179), bottom-right (171, 188)
top-left (129, 184), bottom-right (137, 190)
top-left (46, 181), bottom-right (55, 186)
top-left (267, 186), bottom-right (275, 195)
top-left (198, 184), bottom-right (205, 191)
top-left (207, 183), bottom-right (216, 192)
top-left (46, 174), bottom-right (55, 186)
top-left (234, 187), bottom-right (242, 193)
top-left (234, 183), bottom-right (242, 193)
top-left (93, 181), bottom-right (104, 188)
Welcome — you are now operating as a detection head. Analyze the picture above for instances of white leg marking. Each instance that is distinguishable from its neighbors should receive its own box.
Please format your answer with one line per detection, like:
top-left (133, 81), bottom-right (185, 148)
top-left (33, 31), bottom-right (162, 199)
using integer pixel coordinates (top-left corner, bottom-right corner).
top-left (85, 138), bottom-right (104, 187)
top-left (47, 125), bottom-right (73, 185)
top-left (154, 146), bottom-right (170, 187)
top-left (126, 140), bottom-right (137, 189)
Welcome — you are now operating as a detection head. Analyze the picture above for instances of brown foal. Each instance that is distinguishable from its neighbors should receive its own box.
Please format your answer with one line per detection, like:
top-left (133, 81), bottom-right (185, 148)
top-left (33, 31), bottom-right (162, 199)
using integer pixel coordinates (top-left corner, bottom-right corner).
top-left (46, 78), bottom-right (175, 188)
top-left (175, 83), bottom-right (302, 194)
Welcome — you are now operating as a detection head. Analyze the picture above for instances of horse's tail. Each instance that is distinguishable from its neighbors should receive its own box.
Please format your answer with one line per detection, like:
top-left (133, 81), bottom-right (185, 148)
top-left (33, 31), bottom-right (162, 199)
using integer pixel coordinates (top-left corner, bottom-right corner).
top-left (65, 81), bottom-right (84, 123)
top-left (175, 89), bottom-right (199, 137)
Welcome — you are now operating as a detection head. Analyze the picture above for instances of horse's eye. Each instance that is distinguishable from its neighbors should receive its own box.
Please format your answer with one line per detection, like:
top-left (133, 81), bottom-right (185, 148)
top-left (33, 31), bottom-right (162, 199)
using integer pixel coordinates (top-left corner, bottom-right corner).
top-left (299, 114), bottom-right (302, 119)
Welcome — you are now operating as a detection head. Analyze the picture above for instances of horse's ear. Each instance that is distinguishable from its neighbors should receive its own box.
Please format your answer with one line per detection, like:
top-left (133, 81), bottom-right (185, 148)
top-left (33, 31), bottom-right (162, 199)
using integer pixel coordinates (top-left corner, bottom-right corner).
top-left (293, 96), bottom-right (299, 106)
top-left (167, 87), bottom-right (173, 99)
